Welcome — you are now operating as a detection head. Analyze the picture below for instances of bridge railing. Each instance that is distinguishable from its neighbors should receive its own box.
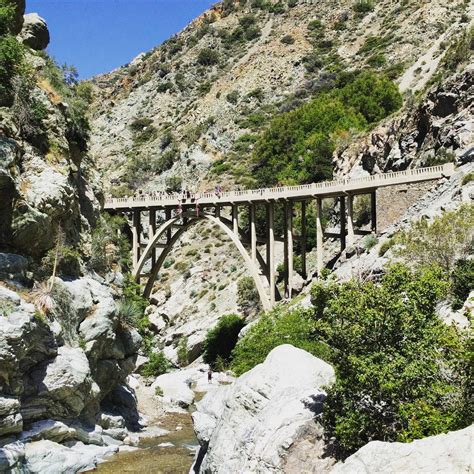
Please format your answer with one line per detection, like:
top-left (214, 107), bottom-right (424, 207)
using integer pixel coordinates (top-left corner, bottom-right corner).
top-left (105, 163), bottom-right (454, 208)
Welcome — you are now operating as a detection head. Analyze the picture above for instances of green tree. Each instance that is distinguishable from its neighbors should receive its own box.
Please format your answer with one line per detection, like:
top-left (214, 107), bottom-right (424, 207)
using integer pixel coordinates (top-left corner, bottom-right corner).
top-left (316, 264), bottom-right (469, 456)
top-left (204, 314), bottom-right (245, 369)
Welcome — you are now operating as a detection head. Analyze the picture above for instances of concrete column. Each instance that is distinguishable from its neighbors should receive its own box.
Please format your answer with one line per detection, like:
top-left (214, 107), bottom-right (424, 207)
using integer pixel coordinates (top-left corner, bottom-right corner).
top-left (250, 203), bottom-right (257, 265)
top-left (287, 201), bottom-right (294, 299)
top-left (267, 202), bottom-right (275, 307)
top-left (165, 208), bottom-right (172, 242)
top-left (232, 204), bottom-right (239, 236)
top-left (283, 202), bottom-right (289, 297)
top-left (301, 200), bottom-right (307, 279)
top-left (132, 211), bottom-right (141, 269)
top-left (316, 197), bottom-right (323, 278)
top-left (347, 194), bottom-right (355, 247)
top-left (149, 209), bottom-right (156, 268)
top-left (371, 190), bottom-right (377, 234)
top-left (215, 205), bottom-right (220, 219)
top-left (340, 196), bottom-right (346, 251)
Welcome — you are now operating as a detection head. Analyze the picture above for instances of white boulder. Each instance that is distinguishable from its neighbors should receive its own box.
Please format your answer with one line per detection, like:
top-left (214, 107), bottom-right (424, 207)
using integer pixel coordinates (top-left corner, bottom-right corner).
top-left (331, 425), bottom-right (474, 474)
top-left (194, 344), bottom-right (335, 473)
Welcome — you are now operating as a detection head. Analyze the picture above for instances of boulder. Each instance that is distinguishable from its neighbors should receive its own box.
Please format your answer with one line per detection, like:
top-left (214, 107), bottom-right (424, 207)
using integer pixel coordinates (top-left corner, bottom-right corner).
top-left (19, 13), bottom-right (50, 50)
top-left (194, 345), bottom-right (336, 473)
top-left (24, 346), bottom-right (93, 422)
top-left (152, 370), bottom-right (195, 408)
top-left (0, 441), bottom-right (24, 473)
top-left (0, 396), bottom-right (22, 437)
top-left (331, 425), bottom-right (473, 474)
top-left (0, 295), bottom-right (57, 396)
top-left (24, 439), bottom-right (118, 473)
top-left (0, 253), bottom-right (28, 281)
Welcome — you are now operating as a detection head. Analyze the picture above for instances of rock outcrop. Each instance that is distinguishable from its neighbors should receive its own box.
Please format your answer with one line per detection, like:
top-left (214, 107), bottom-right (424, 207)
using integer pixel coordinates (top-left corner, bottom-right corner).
top-left (8, 0), bottom-right (25, 35)
top-left (0, 277), bottom-right (141, 470)
top-left (331, 425), bottom-right (474, 474)
top-left (19, 13), bottom-right (50, 50)
top-left (192, 344), bottom-right (336, 473)
top-left (334, 67), bottom-right (474, 178)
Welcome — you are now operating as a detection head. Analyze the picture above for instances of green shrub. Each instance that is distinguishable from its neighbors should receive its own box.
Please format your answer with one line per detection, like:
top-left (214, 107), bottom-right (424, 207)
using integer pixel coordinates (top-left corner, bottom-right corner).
top-left (177, 336), bottom-right (189, 366)
top-left (462, 172), bottom-right (474, 185)
top-left (362, 234), bottom-right (377, 250)
top-left (281, 34), bottom-right (295, 45)
top-left (450, 259), bottom-right (474, 310)
top-left (353, 0), bottom-right (375, 14)
top-left (141, 352), bottom-right (171, 377)
top-left (395, 204), bottom-right (474, 272)
top-left (318, 264), bottom-right (470, 456)
top-left (117, 300), bottom-right (143, 327)
top-left (0, 35), bottom-right (25, 105)
top-left (237, 276), bottom-right (261, 316)
top-left (203, 314), bottom-right (245, 369)
top-left (231, 306), bottom-right (330, 376)
top-left (197, 48), bottom-right (219, 66)
top-left (378, 237), bottom-right (394, 257)
top-left (0, 0), bottom-right (15, 36)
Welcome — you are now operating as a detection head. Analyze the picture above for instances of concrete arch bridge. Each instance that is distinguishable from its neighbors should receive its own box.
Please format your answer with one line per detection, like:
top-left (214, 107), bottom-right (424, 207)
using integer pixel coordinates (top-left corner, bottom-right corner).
top-left (104, 163), bottom-right (454, 311)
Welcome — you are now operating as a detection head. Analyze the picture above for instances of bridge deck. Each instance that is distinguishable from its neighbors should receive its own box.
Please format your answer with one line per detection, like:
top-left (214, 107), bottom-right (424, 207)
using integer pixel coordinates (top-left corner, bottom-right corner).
top-left (104, 164), bottom-right (454, 211)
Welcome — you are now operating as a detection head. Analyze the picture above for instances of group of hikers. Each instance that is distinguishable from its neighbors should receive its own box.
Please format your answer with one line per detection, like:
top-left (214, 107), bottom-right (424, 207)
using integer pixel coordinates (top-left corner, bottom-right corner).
top-left (132, 184), bottom-right (225, 202)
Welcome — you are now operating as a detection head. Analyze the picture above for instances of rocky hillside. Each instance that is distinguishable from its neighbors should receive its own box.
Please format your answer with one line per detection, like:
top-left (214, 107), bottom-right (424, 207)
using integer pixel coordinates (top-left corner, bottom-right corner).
top-left (0, 2), bottom-right (143, 470)
top-left (90, 0), bottom-right (471, 194)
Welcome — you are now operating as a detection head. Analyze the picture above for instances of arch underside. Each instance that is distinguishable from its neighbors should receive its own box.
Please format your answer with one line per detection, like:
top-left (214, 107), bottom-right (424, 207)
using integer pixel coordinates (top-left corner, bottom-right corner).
top-left (133, 211), bottom-right (276, 311)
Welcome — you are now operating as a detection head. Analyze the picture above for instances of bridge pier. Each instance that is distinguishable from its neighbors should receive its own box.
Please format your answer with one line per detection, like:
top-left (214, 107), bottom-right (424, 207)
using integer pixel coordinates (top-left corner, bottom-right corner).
top-left (149, 210), bottom-right (156, 268)
top-left (300, 201), bottom-right (307, 280)
top-left (267, 202), bottom-right (276, 306)
top-left (371, 190), bottom-right (377, 234)
top-left (286, 201), bottom-right (294, 299)
top-left (250, 203), bottom-right (257, 265)
top-left (316, 197), bottom-right (324, 277)
top-left (132, 211), bottom-right (141, 268)
top-left (347, 194), bottom-right (355, 247)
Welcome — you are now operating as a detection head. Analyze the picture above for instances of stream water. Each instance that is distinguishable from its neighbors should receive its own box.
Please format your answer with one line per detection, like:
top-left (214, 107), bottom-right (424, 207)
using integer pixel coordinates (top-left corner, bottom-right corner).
top-left (93, 411), bottom-right (199, 474)
top-left (92, 390), bottom-right (209, 474)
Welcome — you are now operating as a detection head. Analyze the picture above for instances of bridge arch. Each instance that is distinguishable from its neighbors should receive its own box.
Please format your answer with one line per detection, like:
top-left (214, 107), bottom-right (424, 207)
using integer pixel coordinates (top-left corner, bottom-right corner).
top-left (133, 211), bottom-right (272, 311)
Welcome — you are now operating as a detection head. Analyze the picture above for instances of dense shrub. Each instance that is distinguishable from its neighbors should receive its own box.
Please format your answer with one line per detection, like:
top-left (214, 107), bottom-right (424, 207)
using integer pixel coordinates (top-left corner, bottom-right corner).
top-left (237, 276), bottom-right (261, 316)
top-left (316, 264), bottom-right (472, 456)
top-left (204, 314), bottom-right (245, 369)
top-left (450, 259), bottom-right (474, 310)
top-left (141, 352), bottom-right (171, 377)
top-left (0, 0), bottom-right (14, 36)
top-left (90, 214), bottom-right (131, 273)
top-left (252, 71), bottom-right (401, 186)
top-left (231, 306), bottom-right (330, 376)
top-left (395, 204), bottom-right (474, 272)
top-left (353, 0), bottom-right (375, 14)
top-left (197, 48), bottom-right (219, 66)
top-left (0, 35), bottom-right (25, 105)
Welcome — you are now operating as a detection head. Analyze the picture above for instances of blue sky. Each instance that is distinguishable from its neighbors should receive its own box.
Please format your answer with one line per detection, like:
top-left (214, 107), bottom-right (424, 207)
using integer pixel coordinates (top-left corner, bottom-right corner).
top-left (27, 0), bottom-right (216, 79)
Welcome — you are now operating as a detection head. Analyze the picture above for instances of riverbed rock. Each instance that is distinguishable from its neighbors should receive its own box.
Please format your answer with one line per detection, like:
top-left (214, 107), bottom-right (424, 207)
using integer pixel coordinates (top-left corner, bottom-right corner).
top-left (24, 439), bottom-right (118, 473)
top-left (331, 425), bottom-right (474, 473)
top-left (19, 13), bottom-right (50, 50)
top-left (194, 344), bottom-right (336, 473)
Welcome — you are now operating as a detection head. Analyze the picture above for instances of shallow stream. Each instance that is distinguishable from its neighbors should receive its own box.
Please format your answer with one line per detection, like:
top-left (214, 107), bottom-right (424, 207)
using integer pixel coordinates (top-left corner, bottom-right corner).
top-left (93, 411), bottom-right (199, 474)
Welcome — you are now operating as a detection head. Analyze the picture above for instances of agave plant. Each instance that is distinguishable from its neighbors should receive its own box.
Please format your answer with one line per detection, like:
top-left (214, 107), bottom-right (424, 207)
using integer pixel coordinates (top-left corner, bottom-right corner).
top-left (32, 281), bottom-right (56, 316)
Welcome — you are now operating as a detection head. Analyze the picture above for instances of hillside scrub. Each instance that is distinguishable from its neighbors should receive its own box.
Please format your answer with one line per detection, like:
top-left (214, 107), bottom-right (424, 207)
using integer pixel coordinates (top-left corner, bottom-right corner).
top-left (0, 0), bottom-right (25, 105)
top-left (231, 264), bottom-right (472, 457)
top-left (253, 71), bottom-right (402, 186)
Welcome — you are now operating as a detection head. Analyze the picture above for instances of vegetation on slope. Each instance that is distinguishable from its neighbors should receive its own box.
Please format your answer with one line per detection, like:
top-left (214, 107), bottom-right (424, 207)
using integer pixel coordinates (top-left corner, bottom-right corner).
top-left (228, 206), bottom-right (473, 457)
top-left (252, 71), bottom-right (402, 186)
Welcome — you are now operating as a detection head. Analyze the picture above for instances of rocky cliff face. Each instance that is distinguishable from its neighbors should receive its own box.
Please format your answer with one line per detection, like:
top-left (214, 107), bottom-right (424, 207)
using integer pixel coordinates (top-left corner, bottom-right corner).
top-left (0, 6), bottom-right (141, 471)
top-left (90, 0), bottom-right (470, 194)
